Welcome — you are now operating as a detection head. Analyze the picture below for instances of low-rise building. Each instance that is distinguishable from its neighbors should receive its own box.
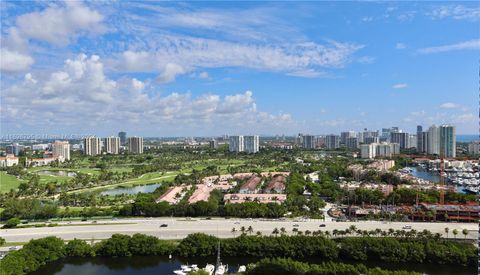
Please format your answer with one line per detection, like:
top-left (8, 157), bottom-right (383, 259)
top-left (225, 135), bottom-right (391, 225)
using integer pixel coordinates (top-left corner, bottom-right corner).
top-left (0, 154), bottom-right (19, 167)
top-left (224, 193), bottom-right (287, 204)
top-left (264, 175), bottom-right (286, 193)
top-left (239, 176), bottom-right (261, 194)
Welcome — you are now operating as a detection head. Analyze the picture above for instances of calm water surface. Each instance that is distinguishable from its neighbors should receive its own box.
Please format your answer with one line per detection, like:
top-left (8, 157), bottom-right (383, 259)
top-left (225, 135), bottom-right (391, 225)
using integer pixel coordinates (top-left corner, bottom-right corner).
top-left (31, 256), bottom-right (475, 275)
top-left (99, 183), bottom-right (162, 196)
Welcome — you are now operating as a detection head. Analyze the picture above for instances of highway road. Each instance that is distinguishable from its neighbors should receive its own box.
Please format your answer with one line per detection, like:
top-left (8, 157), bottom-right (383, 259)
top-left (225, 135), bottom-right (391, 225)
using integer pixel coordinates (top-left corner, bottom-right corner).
top-left (2, 218), bottom-right (478, 243)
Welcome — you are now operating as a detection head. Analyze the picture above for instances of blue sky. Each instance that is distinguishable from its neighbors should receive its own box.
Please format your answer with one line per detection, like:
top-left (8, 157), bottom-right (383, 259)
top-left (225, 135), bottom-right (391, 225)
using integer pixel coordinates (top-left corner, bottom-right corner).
top-left (0, 1), bottom-right (478, 136)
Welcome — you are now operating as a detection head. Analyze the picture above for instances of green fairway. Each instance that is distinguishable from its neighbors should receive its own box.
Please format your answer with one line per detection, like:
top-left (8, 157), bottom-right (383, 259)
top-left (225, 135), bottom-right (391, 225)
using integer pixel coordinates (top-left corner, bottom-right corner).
top-left (0, 172), bottom-right (23, 193)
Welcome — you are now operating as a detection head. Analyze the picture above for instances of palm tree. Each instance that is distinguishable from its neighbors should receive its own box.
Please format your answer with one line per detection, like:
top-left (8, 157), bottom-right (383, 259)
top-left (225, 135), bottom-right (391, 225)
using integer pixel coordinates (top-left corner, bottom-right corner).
top-left (231, 227), bottom-right (237, 237)
top-left (247, 226), bottom-right (254, 235)
top-left (256, 231), bottom-right (262, 236)
top-left (332, 229), bottom-right (338, 238)
top-left (444, 227), bottom-right (449, 238)
top-left (452, 229), bottom-right (458, 239)
top-left (325, 231), bottom-right (331, 238)
top-left (240, 226), bottom-right (246, 235)
top-left (388, 228), bottom-right (395, 237)
top-left (305, 230), bottom-right (312, 236)
top-left (292, 228), bottom-right (299, 235)
top-left (349, 225), bottom-right (357, 232)
top-left (462, 229), bottom-right (469, 239)
top-left (272, 227), bottom-right (279, 237)
top-left (280, 227), bottom-right (286, 236)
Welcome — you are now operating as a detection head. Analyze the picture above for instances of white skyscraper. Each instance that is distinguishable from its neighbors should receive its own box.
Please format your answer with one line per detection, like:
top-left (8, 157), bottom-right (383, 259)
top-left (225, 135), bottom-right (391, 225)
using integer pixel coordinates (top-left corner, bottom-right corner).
top-left (244, 135), bottom-right (259, 153)
top-left (128, 137), bottom-right (144, 154)
top-left (52, 141), bottom-right (70, 160)
top-left (84, 137), bottom-right (101, 156)
top-left (360, 144), bottom-right (376, 159)
top-left (105, 137), bottom-right (120, 154)
top-left (427, 125), bottom-right (440, 155)
top-left (229, 136), bottom-right (244, 152)
top-left (439, 125), bottom-right (456, 158)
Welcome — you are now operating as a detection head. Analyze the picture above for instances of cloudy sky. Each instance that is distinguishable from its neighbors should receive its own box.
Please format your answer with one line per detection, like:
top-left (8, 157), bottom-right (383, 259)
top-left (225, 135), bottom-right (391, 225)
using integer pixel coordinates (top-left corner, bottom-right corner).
top-left (0, 1), bottom-right (478, 136)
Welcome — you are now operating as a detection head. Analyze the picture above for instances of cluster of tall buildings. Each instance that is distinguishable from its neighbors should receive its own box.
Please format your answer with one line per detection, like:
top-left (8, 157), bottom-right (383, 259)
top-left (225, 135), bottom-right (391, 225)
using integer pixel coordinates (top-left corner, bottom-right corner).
top-left (416, 125), bottom-right (456, 158)
top-left (83, 134), bottom-right (143, 156)
top-left (297, 124), bottom-right (457, 159)
top-left (229, 135), bottom-right (259, 153)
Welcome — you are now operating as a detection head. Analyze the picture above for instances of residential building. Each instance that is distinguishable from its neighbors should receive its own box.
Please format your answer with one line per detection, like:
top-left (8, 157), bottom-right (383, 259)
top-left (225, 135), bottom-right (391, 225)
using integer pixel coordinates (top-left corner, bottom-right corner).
top-left (390, 132), bottom-right (409, 150)
top-left (345, 137), bottom-right (358, 149)
top-left (427, 125), bottom-right (440, 155)
top-left (83, 137), bottom-right (101, 156)
top-left (6, 143), bottom-right (24, 156)
top-left (229, 135), bottom-right (244, 152)
top-left (32, 144), bottom-right (49, 151)
top-left (303, 135), bottom-right (316, 149)
top-left (0, 154), bottom-right (19, 167)
top-left (340, 131), bottom-right (356, 145)
top-left (325, 134), bottom-right (340, 149)
top-left (360, 144), bottom-right (375, 159)
top-left (439, 125), bottom-right (456, 158)
top-left (468, 141), bottom-right (480, 155)
top-left (244, 135), bottom-right (260, 153)
top-left (416, 125), bottom-right (423, 152)
top-left (118, 131), bottom-right (127, 145)
top-left (52, 140), bottom-right (70, 160)
top-left (105, 136), bottom-right (120, 154)
top-left (209, 139), bottom-right (218, 149)
top-left (239, 176), bottom-right (261, 194)
top-left (409, 134), bottom-right (417, 150)
top-left (128, 136), bottom-right (144, 154)
top-left (364, 136), bottom-right (379, 144)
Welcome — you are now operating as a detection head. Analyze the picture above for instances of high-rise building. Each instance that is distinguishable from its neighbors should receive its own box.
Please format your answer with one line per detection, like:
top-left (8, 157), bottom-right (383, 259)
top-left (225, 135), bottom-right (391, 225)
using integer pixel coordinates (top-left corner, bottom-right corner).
top-left (427, 125), bottom-right (440, 155)
top-left (340, 131), bottom-right (356, 145)
top-left (390, 132), bottom-right (409, 149)
top-left (229, 136), bottom-right (244, 152)
top-left (439, 125), bottom-right (456, 158)
top-left (83, 137), bottom-right (101, 156)
top-left (345, 137), bottom-right (358, 149)
top-left (360, 144), bottom-right (376, 159)
top-left (364, 136), bottom-right (379, 145)
top-left (52, 141), bottom-right (70, 160)
top-left (209, 139), bottom-right (218, 149)
top-left (128, 137), bottom-right (144, 154)
top-left (303, 135), bottom-right (316, 149)
top-left (409, 135), bottom-right (417, 150)
top-left (105, 137), bottom-right (120, 154)
top-left (468, 141), bottom-right (480, 155)
top-left (325, 134), bottom-right (340, 149)
top-left (6, 143), bottom-right (24, 156)
top-left (416, 125), bottom-right (423, 152)
top-left (118, 131), bottom-right (127, 146)
top-left (244, 135), bottom-right (260, 153)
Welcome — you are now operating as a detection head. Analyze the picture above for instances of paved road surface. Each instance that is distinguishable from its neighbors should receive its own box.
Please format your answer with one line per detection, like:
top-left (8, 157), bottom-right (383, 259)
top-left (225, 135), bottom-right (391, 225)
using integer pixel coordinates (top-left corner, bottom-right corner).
top-left (2, 218), bottom-right (477, 243)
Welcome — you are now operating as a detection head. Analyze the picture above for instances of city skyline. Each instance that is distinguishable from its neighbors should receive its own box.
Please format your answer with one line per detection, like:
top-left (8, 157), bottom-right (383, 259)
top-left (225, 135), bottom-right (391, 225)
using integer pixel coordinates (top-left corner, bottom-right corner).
top-left (1, 2), bottom-right (478, 135)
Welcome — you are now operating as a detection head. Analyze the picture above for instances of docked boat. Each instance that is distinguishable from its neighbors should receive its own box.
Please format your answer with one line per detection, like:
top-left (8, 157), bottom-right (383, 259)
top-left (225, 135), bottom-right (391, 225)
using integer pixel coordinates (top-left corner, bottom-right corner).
top-left (204, 264), bottom-right (215, 275)
top-left (238, 265), bottom-right (247, 273)
top-left (214, 242), bottom-right (228, 275)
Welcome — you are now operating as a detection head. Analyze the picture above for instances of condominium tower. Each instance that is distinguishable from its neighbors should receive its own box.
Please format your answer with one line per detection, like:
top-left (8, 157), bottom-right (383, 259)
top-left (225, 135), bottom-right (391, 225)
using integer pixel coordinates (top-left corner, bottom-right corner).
top-left (128, 137), bottom-right (144, 154)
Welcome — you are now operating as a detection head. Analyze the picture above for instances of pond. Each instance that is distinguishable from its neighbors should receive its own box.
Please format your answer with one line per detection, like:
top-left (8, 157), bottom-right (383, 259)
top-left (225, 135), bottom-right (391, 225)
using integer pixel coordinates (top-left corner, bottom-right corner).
top-left (99, 183), bottom-right (162, 196)
top-left (30, 256), bottom-right (475, 275)
top-left (36, 170), bottom-right (77, 177)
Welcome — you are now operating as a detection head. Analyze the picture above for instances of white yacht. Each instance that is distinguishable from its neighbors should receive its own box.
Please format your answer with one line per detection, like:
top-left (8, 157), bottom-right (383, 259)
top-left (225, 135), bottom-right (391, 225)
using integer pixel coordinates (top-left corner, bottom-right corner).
top-left (204, 264), bottom-right (215, 275)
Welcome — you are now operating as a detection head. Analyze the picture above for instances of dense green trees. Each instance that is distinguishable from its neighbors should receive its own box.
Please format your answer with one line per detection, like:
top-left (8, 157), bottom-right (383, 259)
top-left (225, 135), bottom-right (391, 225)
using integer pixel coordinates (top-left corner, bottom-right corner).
top-left (246, 258), bottom-right (421, 275)
top-left (2, 218), bottom-right (21, 228)
top-left (65, 239), bottom-right (95, 257)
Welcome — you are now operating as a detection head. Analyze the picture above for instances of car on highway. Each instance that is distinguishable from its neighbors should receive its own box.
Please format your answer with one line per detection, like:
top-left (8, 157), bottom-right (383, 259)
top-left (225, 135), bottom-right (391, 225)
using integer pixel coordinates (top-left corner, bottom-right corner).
top-left (160, 224), bottom-right (168, 228)
top-left (293, 224), bottom-right (299, 227)
top-left (234, 222), bottom-right (240, 224)
top-left (402, 225), bottom-right (412, 229)
top-left (319, 224), bottom-right (326, 227)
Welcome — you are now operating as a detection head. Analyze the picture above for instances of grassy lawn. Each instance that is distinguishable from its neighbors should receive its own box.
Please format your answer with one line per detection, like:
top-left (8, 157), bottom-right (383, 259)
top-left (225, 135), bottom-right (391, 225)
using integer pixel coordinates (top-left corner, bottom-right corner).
top-left (0, 172), bottom-right (23, 193)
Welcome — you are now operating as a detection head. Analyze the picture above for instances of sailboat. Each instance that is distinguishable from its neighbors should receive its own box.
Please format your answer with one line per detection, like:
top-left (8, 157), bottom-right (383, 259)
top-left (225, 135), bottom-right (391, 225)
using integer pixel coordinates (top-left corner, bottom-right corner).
top-left (214, 242), bottom-right (228, 275)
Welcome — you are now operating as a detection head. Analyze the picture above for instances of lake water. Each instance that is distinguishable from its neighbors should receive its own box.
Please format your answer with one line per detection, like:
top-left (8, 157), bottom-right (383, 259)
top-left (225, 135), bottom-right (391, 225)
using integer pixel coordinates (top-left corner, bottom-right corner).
top-left (36, 170), bottom-right (77, 177)
top-left (99, 183), bottom-right (162, 196)
top-left (31, 256), bottom-right (475, 275)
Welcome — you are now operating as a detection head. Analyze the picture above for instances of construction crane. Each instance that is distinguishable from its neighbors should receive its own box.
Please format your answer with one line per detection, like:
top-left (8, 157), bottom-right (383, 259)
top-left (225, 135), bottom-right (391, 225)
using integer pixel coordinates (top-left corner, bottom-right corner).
top-left (439, 157), bottom-right (445, 205)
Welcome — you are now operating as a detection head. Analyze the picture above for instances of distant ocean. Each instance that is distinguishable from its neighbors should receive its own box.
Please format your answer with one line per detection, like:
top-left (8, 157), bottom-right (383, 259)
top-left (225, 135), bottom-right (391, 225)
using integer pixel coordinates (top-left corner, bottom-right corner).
top-left (456, 135), bottom-right (479, 142)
